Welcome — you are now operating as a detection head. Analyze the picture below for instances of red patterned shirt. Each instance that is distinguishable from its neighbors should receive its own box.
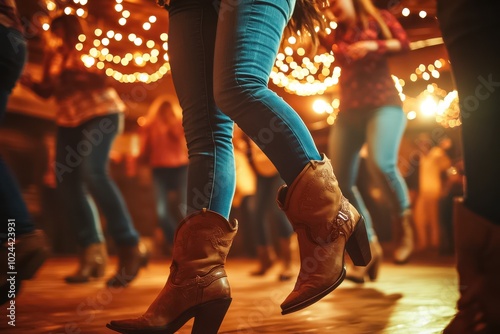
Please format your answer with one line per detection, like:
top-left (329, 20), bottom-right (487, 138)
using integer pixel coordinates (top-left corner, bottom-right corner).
top-left (327, 10), bottom-right (410, 112)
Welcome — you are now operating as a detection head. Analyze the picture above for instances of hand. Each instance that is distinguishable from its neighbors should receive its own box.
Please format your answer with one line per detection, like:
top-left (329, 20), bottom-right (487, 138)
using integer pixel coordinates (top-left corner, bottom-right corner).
top-left (19, 73), bottom-right (34, 89)
top-left (344, 41), bottom-right (377, 60)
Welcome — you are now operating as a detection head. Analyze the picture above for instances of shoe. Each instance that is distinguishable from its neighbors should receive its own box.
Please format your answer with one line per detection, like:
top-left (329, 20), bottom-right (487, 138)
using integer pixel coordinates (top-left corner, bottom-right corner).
top-left (0, 230), bottom-right (50, 305)
top-left (65, 243), bottom-right (108, 283)
top-left (277, 154), bottom-right (371, 315)
top-left (393, 209), bottom-right (414, 264)
top-left (106, 209), bottom-right (238, 334)
top-left (106, 240), bottom-right (150, 288)
top-left (250, 245), bottom-right (276, 276)
top-left (345, 237), bottom-right (383, 283)
top-left (444, 198), bottom-right (500, 333)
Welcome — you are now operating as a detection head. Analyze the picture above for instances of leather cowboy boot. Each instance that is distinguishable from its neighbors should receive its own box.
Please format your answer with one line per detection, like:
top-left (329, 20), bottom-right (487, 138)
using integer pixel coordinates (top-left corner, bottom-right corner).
top-left (65, 243), bottom-right (108, 283)
top-left (393, 209), bottom-right (414, 264)
top-left (444, 197), bottom-right (500, 334)
top-left (106, 241), bottom-right (149, 288)
top-left (278, 237), bottom-right (294, 281)
top-left (277, 154), bottom-right (371, 315)
top-left (107, 209), bottom-right (238, 334)
top-left (0, 230), bottom-right (50, 305)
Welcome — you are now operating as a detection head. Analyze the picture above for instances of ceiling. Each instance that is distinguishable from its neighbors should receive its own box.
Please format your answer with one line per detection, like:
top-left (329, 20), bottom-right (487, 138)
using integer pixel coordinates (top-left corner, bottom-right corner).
top-left (10, 0), bottom-right (445, 123)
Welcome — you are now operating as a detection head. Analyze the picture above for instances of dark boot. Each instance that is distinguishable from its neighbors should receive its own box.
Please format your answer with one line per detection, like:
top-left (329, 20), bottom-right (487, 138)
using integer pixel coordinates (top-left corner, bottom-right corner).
top-left (346, 236), bottom-right (383, 284)
top-left (250, 245), bottom-right (276, 276)
top-left (393, 209), bottom-right (414, 264)
top-left (277, 154), bottom-right (371, 315)
top-left (107, 209), bottom-right (238, 334)
top-left (444, 198), bottom-right (500, 333)
top-left (1, 230), bottom-right (50, 305)
top-left (278, 237), bottom-right (293, 281)
top-left (106, 241), bottom-right (150, 288)
top-left (65, 243), bottom-right (108, 284)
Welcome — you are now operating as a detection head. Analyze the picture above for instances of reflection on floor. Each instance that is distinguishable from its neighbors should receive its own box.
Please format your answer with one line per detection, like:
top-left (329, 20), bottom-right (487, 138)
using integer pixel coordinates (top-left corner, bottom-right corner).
top-left (0, 255), bottom-right (457, 334)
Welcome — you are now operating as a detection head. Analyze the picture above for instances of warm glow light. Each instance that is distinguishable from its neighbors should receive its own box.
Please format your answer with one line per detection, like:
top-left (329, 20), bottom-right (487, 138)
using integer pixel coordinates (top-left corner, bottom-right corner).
top-left (312, 99), bottom-right (331, 114)
top-left (119, 18), bottom-right (126, 26)
top-left (420, 96), bottom-right (438, 116)
top-left (402, 8), bottom-right (410, 16)
top-left (42, 23), bottom-right (50, 31)
top-left (407, 111), bottom-right (417, 120)
top-left (115, 4), bottom-right (123, 12)
top-left (95, 29), bottom-right (103, 37)
top-left (122, 10), bottom-right (130, 18)
top-left (149, 16), bottom-right (157, 23)
top-left (114, 33), bottom-right (122, 41)
top-left (64, 7), bottom-right (72, 15)
top-left (419, 11), bottom-right (427, 18)
top-left (143, 22), bottom-right (151, 30)
top-left (76, 8), bottom-right (85, 17)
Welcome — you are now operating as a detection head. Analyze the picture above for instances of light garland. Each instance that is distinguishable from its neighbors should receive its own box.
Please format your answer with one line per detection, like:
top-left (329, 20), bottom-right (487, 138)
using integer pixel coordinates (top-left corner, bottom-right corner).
top-left (40, 0), bottom-right (171, 84)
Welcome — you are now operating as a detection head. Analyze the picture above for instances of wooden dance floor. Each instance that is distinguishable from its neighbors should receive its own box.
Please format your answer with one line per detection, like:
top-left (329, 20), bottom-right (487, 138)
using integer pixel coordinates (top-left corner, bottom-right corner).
top-left (1, 255), bottom-right (458, 333)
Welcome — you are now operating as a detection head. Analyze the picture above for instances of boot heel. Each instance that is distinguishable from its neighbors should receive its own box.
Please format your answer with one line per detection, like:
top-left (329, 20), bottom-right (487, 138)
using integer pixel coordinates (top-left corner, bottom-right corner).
top-left (367, 256), bottom-right (380, 281)
top-left (192, 298), bottom-right (231, 334)
top-left (345, 217), bottom-right (371, 266)
top-left (91, 264), bottom-right (106, 278)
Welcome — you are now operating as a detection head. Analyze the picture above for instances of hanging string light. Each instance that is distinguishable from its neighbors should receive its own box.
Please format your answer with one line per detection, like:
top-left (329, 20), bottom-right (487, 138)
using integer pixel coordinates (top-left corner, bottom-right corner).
top-left (39, 0), bottom-right (171, 84)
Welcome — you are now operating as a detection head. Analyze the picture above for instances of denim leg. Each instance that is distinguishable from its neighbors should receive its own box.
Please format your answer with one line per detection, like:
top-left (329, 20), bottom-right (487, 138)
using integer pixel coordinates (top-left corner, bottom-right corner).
top-left (80, 114), bottom-right (139, 246)
top-left (366, 106), bottom-right (411, 215)
top-left (56, 126), bottom-right (104, 247)
top-left (0, 27), bottom-right (33, 243)
top-left (152, 169), bottom-right (171, 242)
top-left (268, 175), bottom-right (294, 239)
top-left (328, 115), bottom-right (377, 241)
top-left (168, 0), bottom-right (236, 219)
top-left (213, 0), bottom-right (321, 186)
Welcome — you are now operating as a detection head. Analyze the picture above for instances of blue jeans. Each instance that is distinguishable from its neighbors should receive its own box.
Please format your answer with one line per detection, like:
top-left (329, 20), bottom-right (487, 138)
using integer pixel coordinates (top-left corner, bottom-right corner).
top-left (328, 106), bottom-right (411, 241)
top-left (152, 166), bottom-right (187, 244)
top-left (55, 114), bottom-right (139, 247)
top-left (168, 0), bottom-right (320, 219)
top-left (0, 25), bottom-right (33, 243)
top-left (253, 174), bottom-right (293, 246)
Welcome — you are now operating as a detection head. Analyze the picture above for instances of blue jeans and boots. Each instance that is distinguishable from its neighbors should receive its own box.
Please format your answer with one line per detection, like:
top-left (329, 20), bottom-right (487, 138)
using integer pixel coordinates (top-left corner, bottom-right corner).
top-left (107, 1), bottom-right (371, 333)
top-left (328, 106), bottom-right (413, 281)
top-left (56, 114), bottom-right (148, 286)
top-left (0, 25), bottom-right (50, 305)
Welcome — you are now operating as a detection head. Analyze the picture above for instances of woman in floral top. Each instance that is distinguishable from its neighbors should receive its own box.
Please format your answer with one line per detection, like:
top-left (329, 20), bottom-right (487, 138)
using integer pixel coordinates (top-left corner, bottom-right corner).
top-left (319, 0), bottom-right (414, 281)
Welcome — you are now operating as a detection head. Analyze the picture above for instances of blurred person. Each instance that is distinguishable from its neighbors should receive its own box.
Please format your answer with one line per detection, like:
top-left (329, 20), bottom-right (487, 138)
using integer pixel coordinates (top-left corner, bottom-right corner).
top-left (241, 132), bottom-right (295, 281)
top-left (414, 136), bottom-right (451, 252)
top-left (20, 14), bottom-right (148, 288)
top-left (0, 0), bottom-right (50, 305)
top-left (107, 0), bottom-right (372, 333)
top-left (437, 0), bottom-right (500, 332)
top-left (319, 0), bottom-right (412, 283)
top-left (139, 100), bottom-right (188, 250)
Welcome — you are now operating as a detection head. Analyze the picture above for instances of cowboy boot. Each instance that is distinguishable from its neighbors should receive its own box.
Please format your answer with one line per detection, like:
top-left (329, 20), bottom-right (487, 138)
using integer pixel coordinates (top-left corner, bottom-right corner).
top-left (444, 197), bottom-right (500, 334)
top-left (250, 245), bottom-right (276, 276)
top-left (106, 240), bottom-right (150, 288)
top-left (278, 237), bottom-right (294, 282)
top-left (393, 209), bottom-right (415, 264)
top-left (107, 209), bottom-right (238, 334)
top-left (65, 243), bottom-right (108, 283)
top-left (345, 236), bottom-right (383, 284)
top-left (277, 154), bottom-right (371, 315)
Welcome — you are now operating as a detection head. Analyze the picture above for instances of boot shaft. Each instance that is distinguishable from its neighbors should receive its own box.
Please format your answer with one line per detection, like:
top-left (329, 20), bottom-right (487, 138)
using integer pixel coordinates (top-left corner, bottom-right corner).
top-left (171, 209), bottom-right (238, 283)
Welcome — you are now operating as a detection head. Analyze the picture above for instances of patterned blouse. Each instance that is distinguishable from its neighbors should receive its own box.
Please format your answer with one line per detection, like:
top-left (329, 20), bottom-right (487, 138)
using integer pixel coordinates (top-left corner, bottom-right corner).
top-left (325, 10), bottom-right (410, 112)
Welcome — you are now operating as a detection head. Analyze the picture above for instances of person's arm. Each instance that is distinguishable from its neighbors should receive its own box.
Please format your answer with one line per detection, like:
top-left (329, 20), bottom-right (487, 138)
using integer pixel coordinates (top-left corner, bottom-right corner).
top-left (19, 49), bottom-right (56, 99)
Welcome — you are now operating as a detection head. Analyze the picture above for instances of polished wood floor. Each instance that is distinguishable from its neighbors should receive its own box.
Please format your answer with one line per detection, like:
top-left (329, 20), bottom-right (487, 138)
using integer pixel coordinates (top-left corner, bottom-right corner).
top-left (1, 254), bottom-right (458, 334)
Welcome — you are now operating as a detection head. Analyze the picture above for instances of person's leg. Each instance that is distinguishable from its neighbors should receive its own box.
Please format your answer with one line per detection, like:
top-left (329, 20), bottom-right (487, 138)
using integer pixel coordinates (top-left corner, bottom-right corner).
top-left (213, 0), bottom-right (321, 185)
top-left (168, 0), bottom-right (235, 220)
top-left (366, 106), bottom-right (411, 214)
top-left (213, 0), bottom-right (370, 315)
top-left (56, 125), bottom-right (104, 247)
top-left (438, 2), bottom-right (500, 331)
top-left (0, 26), bottom-right (34, 242)
top-left (366, 105), bottom-right (414, 264)
top-left (328, 114), bottom-right (374, 240)
top-left (81, 114), bottom-right (139, 247)
top-left (152, 168), bottom-right (174, 244)
top-left (78, 114), bottom-right (147, 288)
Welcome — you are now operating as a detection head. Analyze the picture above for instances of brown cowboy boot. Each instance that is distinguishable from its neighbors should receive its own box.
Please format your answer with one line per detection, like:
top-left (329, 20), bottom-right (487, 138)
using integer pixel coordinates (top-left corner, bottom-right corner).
top-left (250, 245), bottom-right (276, 276)
top-left (107, 209), bottom-right (238, 334)
top-left (444, 198), bottom-right (500, 334)
top-left (345, 236), bottom-right (383, 284)
top-left (65, 243), bottom-right (108, 283)
top-left (393, 209), bottom-right (415, 264)
top-left (277, 154), bottom-right (371, 315)
top-left (106, 240), bottom-right (149, 288)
